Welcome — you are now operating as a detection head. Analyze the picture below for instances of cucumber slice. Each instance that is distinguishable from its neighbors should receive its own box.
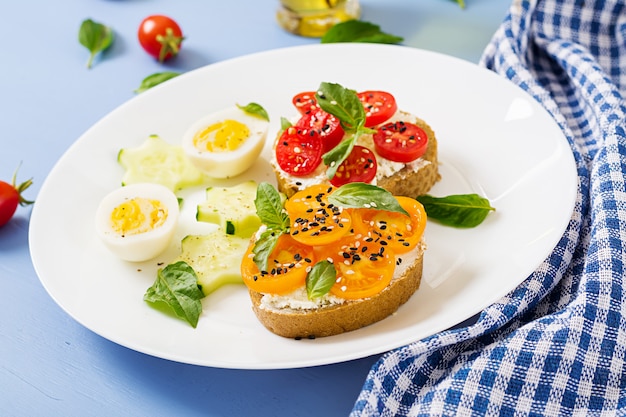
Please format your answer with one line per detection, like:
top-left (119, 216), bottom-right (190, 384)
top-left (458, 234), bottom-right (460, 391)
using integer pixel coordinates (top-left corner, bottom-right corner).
top-left (175, 232), bottom-right (249, 296)
top-left (196, 180), bottom-right (261, 238)
top-left (118, 134), bottom-right (205, 191)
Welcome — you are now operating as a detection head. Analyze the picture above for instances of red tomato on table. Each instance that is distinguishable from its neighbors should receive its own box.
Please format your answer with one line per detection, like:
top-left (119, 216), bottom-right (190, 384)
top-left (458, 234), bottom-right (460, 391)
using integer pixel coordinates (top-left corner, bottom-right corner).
top-left (0, 167), bottom-right (34, 227)
top-left (138, 15), bottom-right (184, 62)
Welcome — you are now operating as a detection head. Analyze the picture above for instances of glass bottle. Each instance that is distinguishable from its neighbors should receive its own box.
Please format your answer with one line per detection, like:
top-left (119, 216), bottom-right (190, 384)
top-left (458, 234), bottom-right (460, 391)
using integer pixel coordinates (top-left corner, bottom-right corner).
top-left (277, 0), bottom-right (361, 38)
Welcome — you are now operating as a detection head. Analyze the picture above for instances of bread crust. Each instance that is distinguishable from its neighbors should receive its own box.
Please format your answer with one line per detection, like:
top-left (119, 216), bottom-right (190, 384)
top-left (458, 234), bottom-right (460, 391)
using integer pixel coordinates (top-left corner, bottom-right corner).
top-left (248, 249), bottom-right (423, 339)
top-left (274, 114), bottom-right (441, 199)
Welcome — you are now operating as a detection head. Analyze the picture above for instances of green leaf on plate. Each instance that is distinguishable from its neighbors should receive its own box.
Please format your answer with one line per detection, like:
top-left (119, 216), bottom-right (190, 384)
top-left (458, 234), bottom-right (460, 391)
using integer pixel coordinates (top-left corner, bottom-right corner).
top-left (237, 102), bottom-right (270, 121)
top-left (306, 260), bottom-right (336, 299)
top-left (328, 182), bottom-right (408, 215)
top-left (144, 261), bottom-right (205, 328)
top-left (416, 194), bottom-right (495, 228)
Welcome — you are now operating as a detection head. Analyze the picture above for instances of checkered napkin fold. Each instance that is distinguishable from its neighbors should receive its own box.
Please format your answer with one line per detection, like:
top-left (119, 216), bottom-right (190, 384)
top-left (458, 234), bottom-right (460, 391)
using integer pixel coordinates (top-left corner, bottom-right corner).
top-left (351, 1), bottom-right (626, 415)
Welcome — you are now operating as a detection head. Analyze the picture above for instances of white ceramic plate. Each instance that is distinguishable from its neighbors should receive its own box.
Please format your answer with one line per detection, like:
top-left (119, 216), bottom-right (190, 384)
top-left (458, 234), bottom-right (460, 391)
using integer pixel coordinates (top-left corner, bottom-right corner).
top-left (29, 44), bottom-right (577, 369)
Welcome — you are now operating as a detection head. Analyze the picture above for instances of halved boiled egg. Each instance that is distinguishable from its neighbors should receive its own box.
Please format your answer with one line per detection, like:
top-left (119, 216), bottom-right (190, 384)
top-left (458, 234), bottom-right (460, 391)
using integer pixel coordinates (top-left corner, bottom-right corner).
top-left (95, 183), bottom-right (180, 262)
top-left (182, 106), bottom-right (269, 178)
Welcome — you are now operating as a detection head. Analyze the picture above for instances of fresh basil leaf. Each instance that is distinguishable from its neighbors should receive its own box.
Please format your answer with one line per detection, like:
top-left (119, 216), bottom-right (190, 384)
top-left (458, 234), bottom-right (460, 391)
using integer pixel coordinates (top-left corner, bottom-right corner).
top-left (416, 194), bottom-right (495, 228)
top-left (280, 117), bottom-right (292, 131)
top-left (315, 82), bottom-right (376, 178)
top-left (321, 20), bottom-right (403, 44)
top-left (277, 116), bottom-right (293, 137)
top-left (78, 18), bottom-right (114, 69)
top-left (252, 183), bottom-right (290, 271)
top-left (315, 82), bottom-right (366, 133)
top-left (237, 102), bottom-right (270, 121)
top-left (322, 135), bottom-right (357, 179)
top-left (252, 229), bottom-right (284, 272)
top-left (144, 261), bottom-right (204, 328)
top-left (254, 182), bottom-right (289, 231)
top-left (328, 182), bottom-right (409, 215)
top-left (306, 260), bottom-right (336, 299)
top-left (134, 72), bottom-right (181, 93)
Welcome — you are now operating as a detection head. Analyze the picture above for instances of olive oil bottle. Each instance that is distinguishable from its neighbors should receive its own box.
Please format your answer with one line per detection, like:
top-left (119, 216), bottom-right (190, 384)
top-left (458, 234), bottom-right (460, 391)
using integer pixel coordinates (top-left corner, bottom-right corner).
top-left (277, 0), bottom-right (361, 37)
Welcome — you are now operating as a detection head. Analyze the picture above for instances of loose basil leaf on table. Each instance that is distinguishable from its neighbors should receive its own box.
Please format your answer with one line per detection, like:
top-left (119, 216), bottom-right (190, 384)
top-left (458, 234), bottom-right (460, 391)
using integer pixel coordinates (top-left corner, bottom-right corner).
top-left (78, 18), bottom-right (114, 69)
top-left (416, 194), bottom-right (495, 228)
top-left (134, 72), bottom-right (181, 93)
top-left (321, 20), bottom-right (403, 44)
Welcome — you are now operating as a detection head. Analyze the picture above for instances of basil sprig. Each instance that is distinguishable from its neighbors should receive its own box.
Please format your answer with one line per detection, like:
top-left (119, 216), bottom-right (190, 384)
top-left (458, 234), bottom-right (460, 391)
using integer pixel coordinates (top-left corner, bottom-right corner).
top-left (306, 261), bottom-right (336, 299)
top-left (144, 261), bottom-right (205, 328)
top-left (321, 20), bottom-right (403, 44)
top-left (78, 18), bottom-right (114, 69)
top-left (416, 194), bottom-right (495, 228)
top-left (237, 102), bottom-right (270, 121)
top-left (252, 182), bottom-right (289, 272)
top-left (315, 82), bottom-right (376, 179)
top-left (328, 182), bottom-right (408, 215)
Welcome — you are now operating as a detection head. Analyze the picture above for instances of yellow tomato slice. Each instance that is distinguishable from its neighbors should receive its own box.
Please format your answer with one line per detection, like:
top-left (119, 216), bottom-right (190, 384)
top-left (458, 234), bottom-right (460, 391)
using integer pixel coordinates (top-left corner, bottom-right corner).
top-left (285, 184), bottom-right (351, 246)
top-left (351, 196), bottom-right (426, 254)
top-left (241, 234), bottom-right (315, 295)
top-left (317, 233), bottom-right (396, 300)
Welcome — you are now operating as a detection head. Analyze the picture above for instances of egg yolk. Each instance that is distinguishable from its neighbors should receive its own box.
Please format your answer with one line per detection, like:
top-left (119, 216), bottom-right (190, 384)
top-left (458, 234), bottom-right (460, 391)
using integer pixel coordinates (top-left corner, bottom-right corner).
top-left (193, 119), bottom-right (250, 153)
top-left (110, 197), bottom-right (168, 236)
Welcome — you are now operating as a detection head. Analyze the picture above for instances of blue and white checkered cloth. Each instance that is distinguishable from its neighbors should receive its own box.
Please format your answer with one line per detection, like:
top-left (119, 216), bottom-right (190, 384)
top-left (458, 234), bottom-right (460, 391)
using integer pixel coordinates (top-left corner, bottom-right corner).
top-left (351, 1), bottom-right (626, 415)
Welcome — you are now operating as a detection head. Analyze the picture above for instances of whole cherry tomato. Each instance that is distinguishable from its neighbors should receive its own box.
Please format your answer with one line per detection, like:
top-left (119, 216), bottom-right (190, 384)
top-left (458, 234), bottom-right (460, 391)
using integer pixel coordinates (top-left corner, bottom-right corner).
top-left (0, 166), bottom-right (34, 227)
top-left (138, 15), bottom-right (184, 62)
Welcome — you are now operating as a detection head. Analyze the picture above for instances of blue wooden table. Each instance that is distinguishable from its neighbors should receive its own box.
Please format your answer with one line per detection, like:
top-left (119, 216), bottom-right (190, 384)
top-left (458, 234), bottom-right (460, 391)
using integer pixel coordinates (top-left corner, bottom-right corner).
top-left (0, 1), bottom-right (510, 415)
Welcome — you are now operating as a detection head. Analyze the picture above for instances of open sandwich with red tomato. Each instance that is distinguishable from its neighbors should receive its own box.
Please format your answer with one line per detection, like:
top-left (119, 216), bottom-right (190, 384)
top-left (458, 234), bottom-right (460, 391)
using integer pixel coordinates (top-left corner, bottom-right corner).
top-left (240, 181), bottom-right (427, 339)
top-left (271, 82), bottom-right (441, 199)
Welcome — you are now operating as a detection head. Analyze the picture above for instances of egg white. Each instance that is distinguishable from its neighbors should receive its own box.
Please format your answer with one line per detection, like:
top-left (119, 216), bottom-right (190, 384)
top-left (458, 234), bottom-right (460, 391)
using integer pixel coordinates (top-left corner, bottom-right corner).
top-left (181, 106), bottom-right (268, 178)
top-left (95, 183), bottom-right (180, 262)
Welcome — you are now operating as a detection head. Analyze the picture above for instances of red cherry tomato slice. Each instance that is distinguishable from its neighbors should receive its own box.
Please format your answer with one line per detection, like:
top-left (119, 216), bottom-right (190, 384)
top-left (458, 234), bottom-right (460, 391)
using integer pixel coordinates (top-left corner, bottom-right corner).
top-left (275, 126), bottom-right (323, 176)
top-left (292, 91), bottom-right (319, 115)
top-left (357, 91), bottom-right (398, 127)
top-left (295, 110), bottom-right (345, 153)
top-left (373, 121), bottom-right (429, 163)
top-left (330, 145), bottom-right (377, 187)
top-left (138, 15), bottom-right (184, 62)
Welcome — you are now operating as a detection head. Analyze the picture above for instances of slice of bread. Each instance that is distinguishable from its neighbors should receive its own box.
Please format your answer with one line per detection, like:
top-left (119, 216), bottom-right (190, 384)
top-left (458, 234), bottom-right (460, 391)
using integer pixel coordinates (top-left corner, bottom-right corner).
top-left (247, 242), bottom-right (424, 339)
top-left (272, 111), bottom-right (441, 199)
